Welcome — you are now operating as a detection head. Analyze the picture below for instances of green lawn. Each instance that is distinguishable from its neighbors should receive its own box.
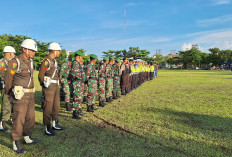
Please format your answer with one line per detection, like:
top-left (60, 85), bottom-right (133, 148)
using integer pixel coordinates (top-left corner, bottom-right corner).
top-left (0, 70), bottom-right (232, 157)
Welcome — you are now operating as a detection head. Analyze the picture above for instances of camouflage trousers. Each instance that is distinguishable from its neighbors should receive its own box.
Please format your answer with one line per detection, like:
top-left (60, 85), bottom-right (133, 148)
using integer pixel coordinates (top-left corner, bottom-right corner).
top-left (105, 77), bottom-right (113, 98)
top-left (62, 79), bottom-right (70, 103)
top-left (72, 81), bottom-right (84, 110)
top-left (112, 76), bottom-right (120, 95)
top-left (0, 89), bottom-right (12, 122)
top-left (87, 79), bottom-right (97, 106)
top-left (84, 83), bottom-right (88, 97)
top-left (98, 77), bottom-right (106, 101)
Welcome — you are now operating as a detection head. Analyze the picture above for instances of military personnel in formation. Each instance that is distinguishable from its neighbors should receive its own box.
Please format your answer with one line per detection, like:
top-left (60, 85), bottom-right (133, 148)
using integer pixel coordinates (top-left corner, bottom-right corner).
top-left (105, 57), bottom-right (114, 102)
top-left (133, 60), bottom-right (139, 89)
top-left (98, 57), bottom-right (109, 107)
top-left (39, 42), bottom-right (65, 136)
top-left (71, 51), bottom-right (87, 119)
top-left (0, 46), bottom-right (16, 132)
top-left (4, 39), bottom-right (40, 153)
top-left (60, 58), bottom-right (72, 111)
top-left (150, 63), bottom-right (155, 80)
top-left (128, 59), bottom-right (133, 91)
top-left (86, 54), bottom-right (99, 112)
top-left (120, 58), bottom-right (130, 95)
top-left (112, 58), bottom-right (121, 99)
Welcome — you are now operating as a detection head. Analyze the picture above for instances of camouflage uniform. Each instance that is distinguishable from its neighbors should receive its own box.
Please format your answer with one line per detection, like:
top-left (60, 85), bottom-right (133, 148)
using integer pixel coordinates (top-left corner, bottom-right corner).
top-left (98, 63), bottom-right (106, 102)
top-left (105, 64), bottom-right (113, 100)
top-left (112, 63), bottom-right (120, 99)
top-left (86, 63), bottom-right (98, 110)
top-left (0, 58), bottom-right (11, 131)
top-left (71, 60), bottom-right (84, 110)
top-left (60, 62), bottom-right (71, 103)
top-left (83, 64), bottom-right (88, 102)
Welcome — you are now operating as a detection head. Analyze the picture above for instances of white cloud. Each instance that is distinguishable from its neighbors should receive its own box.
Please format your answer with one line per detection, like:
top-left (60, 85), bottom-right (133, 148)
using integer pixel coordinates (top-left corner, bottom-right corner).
top-left (196, 14), bottom-right (232, 27)
top-left (150, 38), bottom-right (170, 43)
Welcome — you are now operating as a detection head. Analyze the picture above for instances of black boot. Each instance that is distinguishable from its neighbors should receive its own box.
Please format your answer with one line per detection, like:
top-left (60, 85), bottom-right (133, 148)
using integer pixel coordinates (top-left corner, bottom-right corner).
top-left (77, 108), bottom-right (87, 116)
top-left (52, 120), bottom-right (66, 130)
top-left (45, 124), bottom-right (56, 136)
top-left (0, 121), bottom-right (9, 132)
top-left (92, 105), bottom-right (99, 110)
top-left (13, 140), bottom-right (26, 154)
top-left (87, 105), bottom-right (94, 112)
top-left (23, 136), bottom-right (41, 144)
top-left (113, 93), bottom-right (117, 99)
top-left (121, 91), bottom-right (126, 95)
top-left (65, 102), bottom-right (72, 111)
top-left (99, 100), bottom-right (105, 107)
top-left (83, 96), bottom-right (87, 103)
top-left (73, 110), bottom-right (82, 119)
top-left (106, 97), bottom-right (111, 102)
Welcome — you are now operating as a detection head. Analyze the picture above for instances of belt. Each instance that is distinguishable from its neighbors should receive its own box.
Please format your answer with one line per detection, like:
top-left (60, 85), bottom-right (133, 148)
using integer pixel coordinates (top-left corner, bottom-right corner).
top-left (51, 80), bottom-right (59, 84)
top-left (12, 87), bottom-right (35, 93)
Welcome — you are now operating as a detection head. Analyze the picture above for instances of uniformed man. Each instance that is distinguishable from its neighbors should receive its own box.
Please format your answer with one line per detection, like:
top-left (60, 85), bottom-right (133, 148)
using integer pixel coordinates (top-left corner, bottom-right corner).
top-left (60, 58), bottom-right (72, 111)
top-left (39, 42), bottom-right (65, 136)
top-left (86, 54), bottom-right (98, 112)
top-left (120, 58), bottom-right (130, 95)
top-left (71, 51), bottom-right (86, 119)
top-left (128, 59), bottom-right (134, 91)
top-left (134, 60), bottom-right (139, 89)
top-left (0, 46), bottom-right (16, 132)
top-left (98, 57), bottom-right (109, 107)
top-left (4, 39), bottom-right (40, 153)
top-left (105, 57), bottom-right (114, 102)
top-left (83, 59), bottom-right (90, 103)
top-left (112, 58), bottom-right (121, 99)
top-left (150, 63), bottom-right (154, 80)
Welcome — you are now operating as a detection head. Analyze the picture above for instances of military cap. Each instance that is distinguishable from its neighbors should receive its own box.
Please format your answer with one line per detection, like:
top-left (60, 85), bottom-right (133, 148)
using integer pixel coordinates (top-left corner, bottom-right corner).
top-left (110, 57), bottom-right (115, 60)
top-left (115, 58), bottom-right (121, 63)
top-left (90, 54), bottom-right (98, 59)
top-left (103, 56), bottom-right (109, 61)
top-left (74, 51), bottom-right (84, 56)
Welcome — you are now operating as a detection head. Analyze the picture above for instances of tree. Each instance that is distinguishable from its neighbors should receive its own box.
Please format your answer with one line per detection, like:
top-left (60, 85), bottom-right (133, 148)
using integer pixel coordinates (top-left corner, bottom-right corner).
top-left (153, 53), bottom-right (164, 64)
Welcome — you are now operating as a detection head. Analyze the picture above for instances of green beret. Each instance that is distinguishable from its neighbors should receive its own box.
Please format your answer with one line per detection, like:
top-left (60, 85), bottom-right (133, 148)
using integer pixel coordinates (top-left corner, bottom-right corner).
top-left (90, 54), bottom-right (98, 59)
top-left (103, 57), bottom-right (109, 61)
top-left (74, 51), bottom-right (84, 56)
top-left (116, 58), bottom-right (121, 63)
top-left (110, 57), bottom-right (115, 60)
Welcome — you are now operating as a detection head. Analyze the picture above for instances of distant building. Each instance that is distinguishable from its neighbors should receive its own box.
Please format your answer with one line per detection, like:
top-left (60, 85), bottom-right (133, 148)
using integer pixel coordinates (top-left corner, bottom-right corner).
top-left (182, 43), bottom-right (200, 51)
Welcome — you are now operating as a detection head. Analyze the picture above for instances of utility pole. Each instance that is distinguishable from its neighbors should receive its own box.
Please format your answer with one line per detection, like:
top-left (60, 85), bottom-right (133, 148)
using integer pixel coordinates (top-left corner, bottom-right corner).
top-left (124, 7), bottom-right (126, 40)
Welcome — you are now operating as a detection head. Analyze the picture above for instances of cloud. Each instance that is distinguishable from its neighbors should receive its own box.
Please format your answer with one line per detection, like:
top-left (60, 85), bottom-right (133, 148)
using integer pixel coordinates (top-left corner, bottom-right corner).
top-left (150, 38), bottom-right (170, 43)
top-left (196, 14), bottom-right (232, 27)
top-left (212, 0), bottom-right (231, 5)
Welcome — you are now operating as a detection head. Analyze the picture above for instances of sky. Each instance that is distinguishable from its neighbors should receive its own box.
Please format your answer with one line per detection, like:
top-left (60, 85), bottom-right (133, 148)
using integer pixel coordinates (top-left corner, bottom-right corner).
top-left (1, 0), bottom-right (232, 57)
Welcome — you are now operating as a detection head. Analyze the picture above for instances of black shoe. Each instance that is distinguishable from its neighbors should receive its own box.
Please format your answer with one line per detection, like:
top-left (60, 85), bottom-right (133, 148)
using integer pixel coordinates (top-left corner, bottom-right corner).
top-left (83, 96), bottom-right (87, 103)
top-left (92, 105), bottom-right (99, 110)
top-left (99, 100), bottom-right (105, 107)
top-left (23, 136), bottom-right (41, 144)
top-left (52, 120), bottom-right (66, 130)
top-left (87, 105), bottom-right (94, 112)
top-left (77, 108), bottom-right (87, 116)
top-left (106, 97), bottom-right (111, 102)
top-left (0, 121), bottom-right (9, 132)
top-left (121, 92), bottom-right (126, 95)
top-left (13, 140), bottom-right (26, 154)
top-left (73, 110), bottom-right (82, 119)
top-left (65, 103), bottom-right (72, 111)
top-left (45, 124), bottom-right (56, 136)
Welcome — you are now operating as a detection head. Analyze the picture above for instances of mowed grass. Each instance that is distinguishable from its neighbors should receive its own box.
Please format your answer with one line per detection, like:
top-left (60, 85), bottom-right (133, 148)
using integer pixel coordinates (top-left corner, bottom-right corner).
top-left (0, 70), bottom-right (232, 157)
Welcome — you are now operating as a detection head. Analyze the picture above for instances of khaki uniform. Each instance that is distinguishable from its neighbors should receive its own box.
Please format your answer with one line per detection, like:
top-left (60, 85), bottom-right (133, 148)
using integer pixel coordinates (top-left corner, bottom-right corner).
top-left (38, 56), bottom-right (60, 125)
top-left (4, 54), bottom-right (35, 141)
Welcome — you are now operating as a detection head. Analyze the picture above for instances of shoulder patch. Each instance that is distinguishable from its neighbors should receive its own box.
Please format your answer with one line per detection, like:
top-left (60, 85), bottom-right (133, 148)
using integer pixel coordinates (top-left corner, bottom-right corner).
top-left (1, 62), bottom-right (5, 67)
top-left (0, 67), bottom-right (5, 71)
top-left (13, 63), bottom-right (17, 69)
top-left (10, 70), bottom-right (16, 75)
top-left (45, 61), bottom-right (48, 66)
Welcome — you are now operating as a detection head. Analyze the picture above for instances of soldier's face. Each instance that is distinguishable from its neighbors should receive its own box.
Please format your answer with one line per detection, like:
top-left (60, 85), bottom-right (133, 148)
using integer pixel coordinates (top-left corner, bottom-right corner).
top-left (28, 49), bottom-right (36, 58)
top-left (106, 61), bottom-right (109, 64)
top-left (55, 50), bottom-right (61, 57)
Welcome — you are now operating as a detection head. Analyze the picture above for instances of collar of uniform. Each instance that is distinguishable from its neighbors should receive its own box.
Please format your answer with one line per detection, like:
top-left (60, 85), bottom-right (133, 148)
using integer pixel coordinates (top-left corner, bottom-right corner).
top-left (19, 54), bottom-right (29, 63)
top-left (47, 55), bottom-right (55, 62)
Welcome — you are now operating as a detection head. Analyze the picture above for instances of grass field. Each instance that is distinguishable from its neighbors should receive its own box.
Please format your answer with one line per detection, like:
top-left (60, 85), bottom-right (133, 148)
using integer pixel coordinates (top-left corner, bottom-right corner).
top-left (0, 70), bottom-right (232, 157)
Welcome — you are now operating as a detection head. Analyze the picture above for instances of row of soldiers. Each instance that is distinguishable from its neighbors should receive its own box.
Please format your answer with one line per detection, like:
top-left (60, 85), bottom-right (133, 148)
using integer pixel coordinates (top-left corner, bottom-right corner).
top-left (59, 52), bottom-right (158, 120)
top-left (0, 39), bottom-right (158, 154)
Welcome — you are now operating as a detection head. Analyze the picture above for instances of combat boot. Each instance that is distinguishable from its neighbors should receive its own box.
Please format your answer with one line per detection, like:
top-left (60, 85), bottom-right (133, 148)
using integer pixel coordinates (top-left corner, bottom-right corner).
top-left (106, 97), bottom-right (111, 102)
top-left (99, 100), bottom-right (105, 107)
top-left (52, 120), bottom-right (66, 130)
top-left (13, 140), bottom-right (26, 154)
top-left (45, 124), bottom-right (56, 136)
top-left (0, 121), bottom-right (9, 132)
top-left (23, 136), bottom-right (41, 144)
top-left (92, 105), bottom-right (99, 110)
top-left (87, 105), bottom-right (94, 112)
top-left (73, 110), bottom-right (82, 119)
top-left (65, 102), bottom-right (72, 111)
top-left (77, 108), bottom-right (87, 116)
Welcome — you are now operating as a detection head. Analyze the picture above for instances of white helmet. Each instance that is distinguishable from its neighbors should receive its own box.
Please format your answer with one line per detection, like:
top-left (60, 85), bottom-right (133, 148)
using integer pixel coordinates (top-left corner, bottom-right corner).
top-left (3, 46), bottom-right (16, 53)
top-left (48, 42), bottom-right (61, 51)
top-left (21, 39), bottom-right (38, 52)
